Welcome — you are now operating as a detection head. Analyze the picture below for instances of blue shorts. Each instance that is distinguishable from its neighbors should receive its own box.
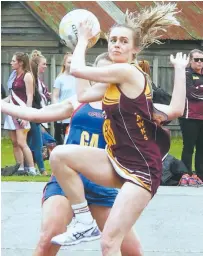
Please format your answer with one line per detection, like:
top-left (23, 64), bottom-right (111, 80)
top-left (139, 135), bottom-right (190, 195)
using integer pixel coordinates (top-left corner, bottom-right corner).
top-left (42, 174), bottom-right (119, 207)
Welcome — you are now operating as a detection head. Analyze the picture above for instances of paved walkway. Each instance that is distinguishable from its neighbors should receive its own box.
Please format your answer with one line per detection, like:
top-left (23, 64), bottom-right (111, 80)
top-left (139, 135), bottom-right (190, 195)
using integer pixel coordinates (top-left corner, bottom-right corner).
top-left (2, 182), bottom-right (203, 256)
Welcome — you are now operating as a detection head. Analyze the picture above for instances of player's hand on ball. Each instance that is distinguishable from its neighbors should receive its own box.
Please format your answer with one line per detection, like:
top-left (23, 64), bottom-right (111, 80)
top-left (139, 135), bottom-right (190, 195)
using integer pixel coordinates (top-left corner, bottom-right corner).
top-left (59, 10), bottom-right (100, 49)
top-left (170, 52), bottom-right (189, 68)
top-left (78, 19), bottom-right (95, 41)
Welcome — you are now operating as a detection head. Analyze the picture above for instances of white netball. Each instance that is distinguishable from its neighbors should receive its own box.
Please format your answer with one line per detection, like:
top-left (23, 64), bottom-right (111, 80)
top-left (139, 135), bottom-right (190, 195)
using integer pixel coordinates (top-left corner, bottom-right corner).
top-left (59, 9), bottom-right (101, 50)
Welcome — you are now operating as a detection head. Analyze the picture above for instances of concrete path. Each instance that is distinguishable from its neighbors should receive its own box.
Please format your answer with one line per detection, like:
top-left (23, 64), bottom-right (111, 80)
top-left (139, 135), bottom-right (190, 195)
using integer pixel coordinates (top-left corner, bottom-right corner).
top-left (1, 182), bottom-right (203, 256)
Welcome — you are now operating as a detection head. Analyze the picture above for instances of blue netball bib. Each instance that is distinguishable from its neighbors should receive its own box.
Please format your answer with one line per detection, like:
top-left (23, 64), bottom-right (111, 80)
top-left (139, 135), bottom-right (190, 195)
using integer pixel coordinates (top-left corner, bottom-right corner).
top-left (65, 103), bottom-right (106, 149)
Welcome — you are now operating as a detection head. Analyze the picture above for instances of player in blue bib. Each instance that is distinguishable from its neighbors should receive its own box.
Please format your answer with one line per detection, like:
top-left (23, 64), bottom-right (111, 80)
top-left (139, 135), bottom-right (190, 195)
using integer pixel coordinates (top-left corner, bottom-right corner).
top-left (66, 103), bottom-right (106, 148)
top-left (43, 101), bottom-right (116, 209)
top-left (1, 53), bottom-right (142, 256)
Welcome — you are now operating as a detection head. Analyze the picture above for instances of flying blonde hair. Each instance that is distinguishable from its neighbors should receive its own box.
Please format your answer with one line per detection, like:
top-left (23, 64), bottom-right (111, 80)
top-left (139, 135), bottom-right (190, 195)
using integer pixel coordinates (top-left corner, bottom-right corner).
top-left (124, 2), bottom-right (180, 50)
top-left (107, 2), bottom-right (180, 54)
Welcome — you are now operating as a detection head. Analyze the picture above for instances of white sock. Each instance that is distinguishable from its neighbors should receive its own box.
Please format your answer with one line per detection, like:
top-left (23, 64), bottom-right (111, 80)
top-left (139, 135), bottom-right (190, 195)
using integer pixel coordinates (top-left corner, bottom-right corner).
top-left (72, 201), bottom-right (94, 225)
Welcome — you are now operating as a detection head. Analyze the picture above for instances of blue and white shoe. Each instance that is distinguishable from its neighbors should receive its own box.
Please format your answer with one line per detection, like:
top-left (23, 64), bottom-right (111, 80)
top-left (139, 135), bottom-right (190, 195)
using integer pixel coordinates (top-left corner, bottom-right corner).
top-left (51, 217), bottom-right (101, 246)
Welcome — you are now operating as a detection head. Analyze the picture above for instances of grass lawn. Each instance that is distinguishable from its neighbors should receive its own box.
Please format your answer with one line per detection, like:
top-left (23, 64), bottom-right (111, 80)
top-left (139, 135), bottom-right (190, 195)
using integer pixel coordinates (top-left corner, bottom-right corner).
top-left (1, 137), bottom-right (183, 182)
top-left (1, 137), bottom-right (51, 182)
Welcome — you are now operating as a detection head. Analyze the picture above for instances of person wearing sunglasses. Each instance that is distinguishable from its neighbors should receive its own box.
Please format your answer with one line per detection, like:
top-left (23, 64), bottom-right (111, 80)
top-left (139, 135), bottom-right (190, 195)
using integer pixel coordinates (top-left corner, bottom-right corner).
top-left (179, 49), bottom-right (203, 186)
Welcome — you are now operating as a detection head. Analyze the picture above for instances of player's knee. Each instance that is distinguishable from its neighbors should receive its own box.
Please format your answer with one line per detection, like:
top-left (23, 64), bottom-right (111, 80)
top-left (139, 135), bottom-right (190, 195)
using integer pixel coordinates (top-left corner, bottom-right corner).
top-left (100, 233), bottom-right (121, 255)
top-left (50, 145), bottom-right (77, 175)
top-left (37, 229), bottom-right (54, 252)
top-left (100, 237), bottom-right (112, 255)
top-left (38, 223), bottom-right (63, 251)
top-left (49, 146), bottom-right (64, 166)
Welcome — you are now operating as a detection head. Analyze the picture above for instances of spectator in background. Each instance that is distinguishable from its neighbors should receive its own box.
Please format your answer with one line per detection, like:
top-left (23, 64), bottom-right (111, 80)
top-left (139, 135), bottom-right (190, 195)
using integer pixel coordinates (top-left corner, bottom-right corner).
top-left (30, 50), bottom-right (51, 127)
top-left (3, 52), bottom-right (36, 175)
top-left (179, 49), bottom-right (203, 186)
top-left (52, 52), bottom-right (76, 144)
top-left (28, 50), bottom-right (50, 176)
top-left (2, 71), bottom-right (24, 174)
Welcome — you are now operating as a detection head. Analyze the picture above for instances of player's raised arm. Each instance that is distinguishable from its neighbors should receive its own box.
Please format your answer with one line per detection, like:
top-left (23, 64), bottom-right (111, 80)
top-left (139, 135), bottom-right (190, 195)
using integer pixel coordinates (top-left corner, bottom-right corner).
top-left (153, 53), bottom-right (189, 123)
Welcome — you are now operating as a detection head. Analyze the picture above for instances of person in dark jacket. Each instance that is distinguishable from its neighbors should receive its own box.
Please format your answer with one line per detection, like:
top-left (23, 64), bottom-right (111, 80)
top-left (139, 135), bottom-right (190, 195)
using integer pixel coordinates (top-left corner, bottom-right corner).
top-left (179, 49), bottom-right (203, 186)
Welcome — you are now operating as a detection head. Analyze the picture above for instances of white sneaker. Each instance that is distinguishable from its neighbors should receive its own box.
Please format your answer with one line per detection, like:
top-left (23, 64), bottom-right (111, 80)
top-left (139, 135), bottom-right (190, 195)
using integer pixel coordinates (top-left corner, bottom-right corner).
top-left (27, 169), bottom-right (37, 176)
top-left (51, 217), bottom-right (101, 246)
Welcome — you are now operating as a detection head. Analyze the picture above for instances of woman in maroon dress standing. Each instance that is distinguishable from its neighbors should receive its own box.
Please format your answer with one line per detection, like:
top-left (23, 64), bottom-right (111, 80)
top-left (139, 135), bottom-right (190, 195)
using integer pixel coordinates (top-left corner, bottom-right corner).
top-left (3, 52), bottom-right (37, 175)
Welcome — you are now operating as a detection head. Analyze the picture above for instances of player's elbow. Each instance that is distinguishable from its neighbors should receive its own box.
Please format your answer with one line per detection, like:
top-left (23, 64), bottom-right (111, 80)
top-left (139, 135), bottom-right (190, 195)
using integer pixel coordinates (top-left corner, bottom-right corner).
top-left (172, 109), bottom-right (184, 119)
top-left (77, 95), bottom-right (89, 103)
top-left (62, 104), bottom-right (74, 119)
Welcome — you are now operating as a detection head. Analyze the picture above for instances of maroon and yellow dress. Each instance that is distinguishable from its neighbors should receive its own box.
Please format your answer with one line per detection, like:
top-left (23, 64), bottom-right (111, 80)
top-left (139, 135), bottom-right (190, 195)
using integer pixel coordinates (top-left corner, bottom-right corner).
top-left (102, 67), bottom-right (170, 197)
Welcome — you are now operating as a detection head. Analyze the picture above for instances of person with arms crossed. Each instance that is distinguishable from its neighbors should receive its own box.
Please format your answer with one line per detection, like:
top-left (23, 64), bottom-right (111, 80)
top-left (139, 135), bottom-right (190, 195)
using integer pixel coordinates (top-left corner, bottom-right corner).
top-left (179, 49), bottom-right (203, 186)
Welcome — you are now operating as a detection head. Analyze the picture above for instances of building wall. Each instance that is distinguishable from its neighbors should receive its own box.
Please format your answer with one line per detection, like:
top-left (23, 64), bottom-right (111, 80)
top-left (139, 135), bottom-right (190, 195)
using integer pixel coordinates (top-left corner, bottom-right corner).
top-left (1, 1), bottom-right (61, 53)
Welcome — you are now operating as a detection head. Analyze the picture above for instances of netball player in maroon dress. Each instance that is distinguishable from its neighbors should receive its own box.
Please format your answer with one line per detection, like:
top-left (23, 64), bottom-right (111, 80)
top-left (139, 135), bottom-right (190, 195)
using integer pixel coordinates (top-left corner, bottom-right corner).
top-left (49, 4), bottom-right (189, 255)
top-left (3, 52), bottom-right (36, 175)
